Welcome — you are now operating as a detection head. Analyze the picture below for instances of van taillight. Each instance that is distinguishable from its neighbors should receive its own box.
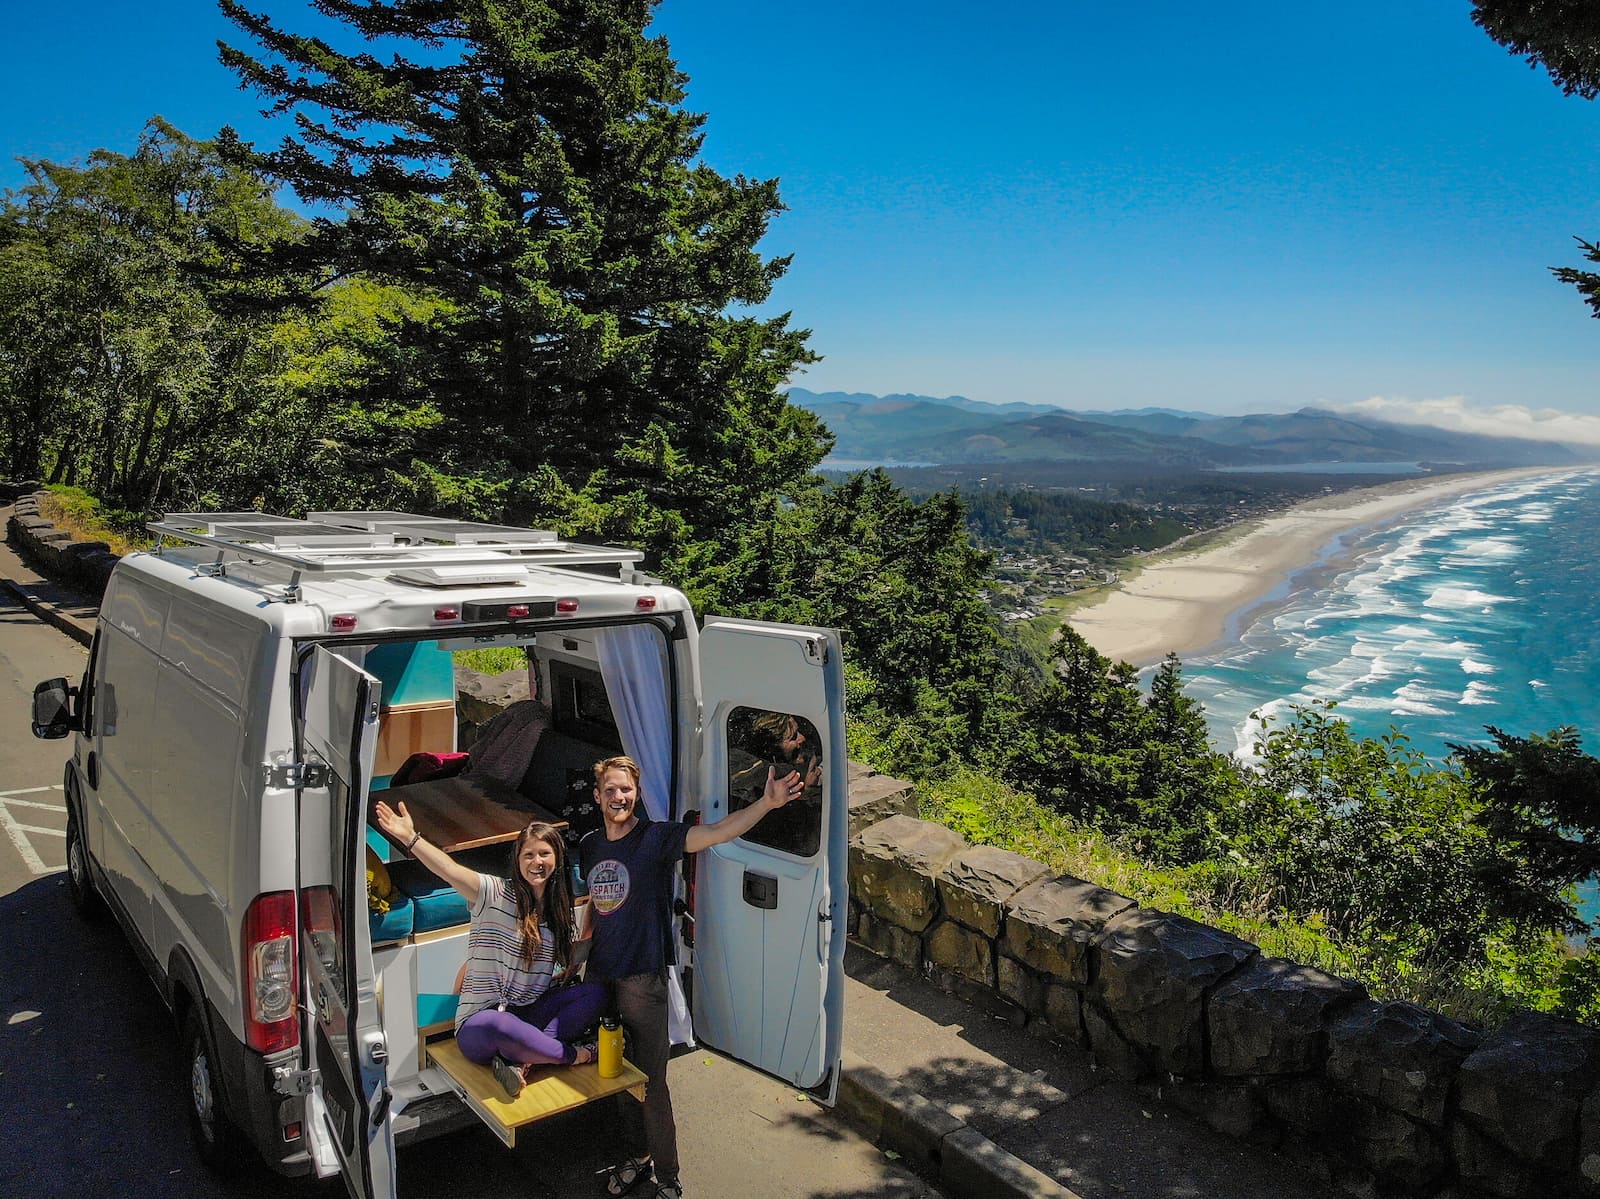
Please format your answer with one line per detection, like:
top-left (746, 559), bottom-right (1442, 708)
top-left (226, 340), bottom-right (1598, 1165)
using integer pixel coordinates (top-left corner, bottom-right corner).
top-left (242, 891), bottom-right (298, 1053)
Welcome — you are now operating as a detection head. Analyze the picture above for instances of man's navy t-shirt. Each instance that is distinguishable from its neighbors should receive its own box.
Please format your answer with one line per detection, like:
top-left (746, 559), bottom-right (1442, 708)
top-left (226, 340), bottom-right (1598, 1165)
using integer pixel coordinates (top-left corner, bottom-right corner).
top-left (579, 817), bottom-right (689, 981)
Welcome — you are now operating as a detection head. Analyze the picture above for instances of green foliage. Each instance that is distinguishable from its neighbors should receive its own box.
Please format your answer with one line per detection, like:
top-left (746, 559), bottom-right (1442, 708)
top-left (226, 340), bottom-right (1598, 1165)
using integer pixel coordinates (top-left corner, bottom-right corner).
top-left (0, 119), bottom-right (303, 505)
top-left (40, 487), bottom-right (152, 555)
top-left (453, 647), bottom-right (528, 676)
top-left (1223, 702), bottom-right (1505, 960)
top-left (1472, 1), bottom-right (1600, 98)
top-left (1452, 725), bottom-right (1600, 936)
top-left (725, 470), bottom-right (1026, 778)
top-left (962, 486), bottom-right (1191, 562)
top-left (1000, 631), bottom-right (1242, 863)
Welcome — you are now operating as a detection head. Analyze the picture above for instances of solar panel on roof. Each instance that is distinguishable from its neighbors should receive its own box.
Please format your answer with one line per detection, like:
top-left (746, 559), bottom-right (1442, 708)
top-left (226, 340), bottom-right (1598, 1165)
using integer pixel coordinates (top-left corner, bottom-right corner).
top-left (306, 511), bottom-right (457, 531)
top-left (392, 521), bottom-right (557, 545)
top-left (208, 521), bottom-right (397, 549)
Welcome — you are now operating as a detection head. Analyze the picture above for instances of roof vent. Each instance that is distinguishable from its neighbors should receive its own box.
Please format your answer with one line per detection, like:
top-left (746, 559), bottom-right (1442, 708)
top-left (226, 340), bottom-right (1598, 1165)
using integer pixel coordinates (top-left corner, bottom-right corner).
top-left (390, 564), bottom-right (531, 587)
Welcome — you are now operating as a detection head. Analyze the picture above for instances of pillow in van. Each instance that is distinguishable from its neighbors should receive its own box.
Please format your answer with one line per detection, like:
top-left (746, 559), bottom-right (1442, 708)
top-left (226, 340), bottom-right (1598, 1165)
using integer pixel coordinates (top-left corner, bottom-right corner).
top-left (366, 846), bottom-right (393, 914)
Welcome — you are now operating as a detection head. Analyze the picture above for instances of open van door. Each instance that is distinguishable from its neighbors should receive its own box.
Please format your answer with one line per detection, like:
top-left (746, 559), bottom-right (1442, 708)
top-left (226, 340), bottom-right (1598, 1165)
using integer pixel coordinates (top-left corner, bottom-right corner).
top-left (692, 617), bottom-right (847, 1103)
top-left (295, 646), bottom-right (396, 1199)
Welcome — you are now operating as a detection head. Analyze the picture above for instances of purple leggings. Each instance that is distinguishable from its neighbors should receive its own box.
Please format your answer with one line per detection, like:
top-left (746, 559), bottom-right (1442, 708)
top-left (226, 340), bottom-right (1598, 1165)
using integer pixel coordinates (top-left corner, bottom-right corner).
top-left (456, 980), bottom-right (610, 1067)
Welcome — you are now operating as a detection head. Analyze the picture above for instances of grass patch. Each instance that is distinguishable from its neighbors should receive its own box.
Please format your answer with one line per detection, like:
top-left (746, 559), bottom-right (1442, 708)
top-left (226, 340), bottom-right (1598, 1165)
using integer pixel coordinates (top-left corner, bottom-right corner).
top-left (40, 488), bottom-right (153, 556)
top-left (452, 646), bottom-right (527, 675)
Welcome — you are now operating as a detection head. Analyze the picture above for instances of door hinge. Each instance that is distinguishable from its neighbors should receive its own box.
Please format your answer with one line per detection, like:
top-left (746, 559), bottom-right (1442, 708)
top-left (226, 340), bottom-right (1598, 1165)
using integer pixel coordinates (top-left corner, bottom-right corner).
top-left (273, 1065), bottom-right (321, 1097)
top-left (263, 761), bottom-right (330, 789)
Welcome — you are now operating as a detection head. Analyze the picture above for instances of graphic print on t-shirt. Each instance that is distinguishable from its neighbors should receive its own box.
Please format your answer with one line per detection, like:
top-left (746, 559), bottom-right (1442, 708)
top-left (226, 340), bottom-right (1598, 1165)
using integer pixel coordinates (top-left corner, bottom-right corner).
top-left (588, 858), bottom-right (630, 915)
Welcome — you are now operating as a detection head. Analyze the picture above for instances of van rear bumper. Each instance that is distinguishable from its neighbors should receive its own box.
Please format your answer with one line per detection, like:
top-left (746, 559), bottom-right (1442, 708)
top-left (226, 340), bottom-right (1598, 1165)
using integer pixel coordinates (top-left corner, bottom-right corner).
top-left (205, 997), bottom-right (314, 1177)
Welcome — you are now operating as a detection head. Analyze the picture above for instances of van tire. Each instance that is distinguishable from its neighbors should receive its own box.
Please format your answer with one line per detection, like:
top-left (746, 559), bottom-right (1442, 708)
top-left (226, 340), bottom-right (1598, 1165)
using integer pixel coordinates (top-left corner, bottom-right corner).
top-left (64, 807), bottom-right (103, 919)
top-left (183, 1008), bottom-right (245, 1175)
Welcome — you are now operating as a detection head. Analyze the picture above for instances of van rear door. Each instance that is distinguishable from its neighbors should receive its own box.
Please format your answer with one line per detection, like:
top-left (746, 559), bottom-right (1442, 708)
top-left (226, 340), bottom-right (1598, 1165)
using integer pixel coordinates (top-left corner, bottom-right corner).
top-left (692, 617), bottom-right (847, 1103)
top-left (295, 645), bottom-right (396, 1199)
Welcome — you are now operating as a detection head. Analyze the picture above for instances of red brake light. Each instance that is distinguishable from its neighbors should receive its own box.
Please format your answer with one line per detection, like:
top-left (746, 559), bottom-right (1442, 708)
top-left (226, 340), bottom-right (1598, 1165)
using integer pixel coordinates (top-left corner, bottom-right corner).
top-left (241, 891), bottom-right (298, 1053)
top-left (556, 598), bottom-right (579, 614)
top-left (635, 595), bottom-right (657, 612)
top-left (433, 607), bottom-right (460, 621)
top-left (331, 614), bottom-right (358, 632)
top-left (507, 604), bottom-right (531, 618)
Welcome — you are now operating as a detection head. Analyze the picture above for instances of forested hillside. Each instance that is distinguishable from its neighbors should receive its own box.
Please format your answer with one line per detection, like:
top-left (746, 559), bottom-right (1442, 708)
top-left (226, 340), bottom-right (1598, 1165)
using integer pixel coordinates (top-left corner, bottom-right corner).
top-left (5, 0), bottom-right (1600, 1029)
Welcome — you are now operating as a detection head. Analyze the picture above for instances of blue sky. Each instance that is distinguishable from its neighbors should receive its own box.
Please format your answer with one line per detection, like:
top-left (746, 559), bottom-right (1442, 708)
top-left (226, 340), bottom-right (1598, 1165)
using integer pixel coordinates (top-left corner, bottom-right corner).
top-left (6, 2), bottom-right (1600, 438)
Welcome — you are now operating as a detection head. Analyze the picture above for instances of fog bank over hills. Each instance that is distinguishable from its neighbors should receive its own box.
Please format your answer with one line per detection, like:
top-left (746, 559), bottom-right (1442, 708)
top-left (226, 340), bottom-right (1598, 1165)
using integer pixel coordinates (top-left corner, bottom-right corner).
top-left (787, 388), bottom-right (1593, 471)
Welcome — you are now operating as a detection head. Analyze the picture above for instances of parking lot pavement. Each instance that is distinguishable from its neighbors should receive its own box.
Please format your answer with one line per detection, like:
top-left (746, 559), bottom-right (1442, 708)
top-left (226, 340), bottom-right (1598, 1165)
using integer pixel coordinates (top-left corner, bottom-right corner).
top-left (0, 786), bottom-right (67, 877)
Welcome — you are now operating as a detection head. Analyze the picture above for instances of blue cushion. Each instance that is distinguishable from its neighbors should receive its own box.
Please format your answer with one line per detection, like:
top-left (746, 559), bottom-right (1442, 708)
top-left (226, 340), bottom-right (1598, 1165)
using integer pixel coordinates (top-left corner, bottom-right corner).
top-left (417, 992), bottom-right (460, 1030)
top-left (388, 859), bottom-right (471, 933)
top-left (369, 891), bottom-right (413, 943)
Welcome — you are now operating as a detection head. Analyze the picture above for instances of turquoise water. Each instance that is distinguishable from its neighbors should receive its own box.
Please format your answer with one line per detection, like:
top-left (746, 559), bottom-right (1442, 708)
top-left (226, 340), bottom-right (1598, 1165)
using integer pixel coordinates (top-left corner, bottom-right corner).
top-left (1180, 468), bottom-right (1600, 920)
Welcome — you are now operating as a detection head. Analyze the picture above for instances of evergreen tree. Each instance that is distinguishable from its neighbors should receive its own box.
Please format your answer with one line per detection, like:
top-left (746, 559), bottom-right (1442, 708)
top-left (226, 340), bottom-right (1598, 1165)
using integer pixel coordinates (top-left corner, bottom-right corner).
top-left (1453, 725), bottom-right (1600, 936)
top-left (1471, 2), bottom-right (1600, 315)
top-left (218, 0), bottom-right (826, 569)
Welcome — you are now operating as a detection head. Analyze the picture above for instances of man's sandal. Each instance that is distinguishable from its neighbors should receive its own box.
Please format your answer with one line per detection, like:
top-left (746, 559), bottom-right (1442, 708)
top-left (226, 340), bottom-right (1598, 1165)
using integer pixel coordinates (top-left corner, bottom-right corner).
top-left (600, 1156), bottom-right (653, 1197)
top-left (654, 1182), bottom-right (684, 1199)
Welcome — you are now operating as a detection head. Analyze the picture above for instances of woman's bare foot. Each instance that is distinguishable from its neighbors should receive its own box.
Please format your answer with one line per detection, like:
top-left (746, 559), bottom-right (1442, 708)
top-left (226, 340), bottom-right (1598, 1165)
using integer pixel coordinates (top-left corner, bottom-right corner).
top-left (571, 1042), bottom-right (596, 1066)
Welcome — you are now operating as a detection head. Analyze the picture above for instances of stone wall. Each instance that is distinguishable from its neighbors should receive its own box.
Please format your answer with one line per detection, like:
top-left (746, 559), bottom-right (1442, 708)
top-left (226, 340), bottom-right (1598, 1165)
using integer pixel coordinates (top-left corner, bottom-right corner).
top-left (850, 810), bottom-right (1600, 1199)
top-left (6, 489), bottom-right (121, 596)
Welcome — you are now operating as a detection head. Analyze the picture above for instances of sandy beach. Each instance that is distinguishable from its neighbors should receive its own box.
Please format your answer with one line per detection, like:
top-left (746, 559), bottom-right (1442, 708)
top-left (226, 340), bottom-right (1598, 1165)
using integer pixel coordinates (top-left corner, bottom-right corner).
top-left (1067, 467), bottom-right (1572, 667)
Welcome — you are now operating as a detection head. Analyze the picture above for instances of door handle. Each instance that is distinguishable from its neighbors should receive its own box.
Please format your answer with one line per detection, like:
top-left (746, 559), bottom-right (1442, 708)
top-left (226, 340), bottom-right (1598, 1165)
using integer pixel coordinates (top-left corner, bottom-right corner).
top-left (742, 870), bottom-right (778, 910)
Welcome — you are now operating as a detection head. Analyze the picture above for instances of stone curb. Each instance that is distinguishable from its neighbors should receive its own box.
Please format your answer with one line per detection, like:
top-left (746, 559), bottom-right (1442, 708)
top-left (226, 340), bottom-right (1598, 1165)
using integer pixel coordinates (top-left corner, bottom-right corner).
top-left (0, 573), bottom-right (93, 647)
top-left (838, 1050), bottom-right (1082, 1199)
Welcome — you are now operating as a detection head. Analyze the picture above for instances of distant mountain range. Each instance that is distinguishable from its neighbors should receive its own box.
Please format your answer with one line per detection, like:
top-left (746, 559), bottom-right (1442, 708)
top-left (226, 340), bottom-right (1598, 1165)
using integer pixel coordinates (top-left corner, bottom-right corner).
top-left (786, 389), bottom-right (1590, 470)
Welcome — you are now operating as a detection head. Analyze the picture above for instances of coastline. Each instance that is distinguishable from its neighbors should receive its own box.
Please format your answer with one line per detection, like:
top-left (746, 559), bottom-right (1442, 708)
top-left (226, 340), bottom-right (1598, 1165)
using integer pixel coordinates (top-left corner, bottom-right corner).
top-left (1066, 466), bottom-right (1575, 667)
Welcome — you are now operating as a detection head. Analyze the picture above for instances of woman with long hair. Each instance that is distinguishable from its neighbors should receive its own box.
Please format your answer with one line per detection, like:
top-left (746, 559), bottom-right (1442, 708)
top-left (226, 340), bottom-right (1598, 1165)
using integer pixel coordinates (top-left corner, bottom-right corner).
top-left (372, 806), bottom-right (608, 1098)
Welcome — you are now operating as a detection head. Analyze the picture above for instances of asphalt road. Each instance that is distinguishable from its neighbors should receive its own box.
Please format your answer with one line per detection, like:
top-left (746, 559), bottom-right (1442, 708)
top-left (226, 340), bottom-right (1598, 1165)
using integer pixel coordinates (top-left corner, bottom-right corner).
top-left (0, 594), bottom-right (940, 1199)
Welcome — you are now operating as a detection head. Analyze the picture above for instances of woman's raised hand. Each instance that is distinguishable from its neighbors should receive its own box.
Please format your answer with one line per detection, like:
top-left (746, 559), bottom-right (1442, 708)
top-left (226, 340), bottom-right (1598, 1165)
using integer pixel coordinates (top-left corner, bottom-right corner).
top-left (373, 800), bottom-right (414, 843)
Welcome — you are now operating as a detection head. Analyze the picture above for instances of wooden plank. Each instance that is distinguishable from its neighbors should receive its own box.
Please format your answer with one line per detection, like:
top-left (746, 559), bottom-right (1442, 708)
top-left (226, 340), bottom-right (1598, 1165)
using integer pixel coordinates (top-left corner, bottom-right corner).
top-left (377, 775), bottom-right (564, 853)
top-left (425, 1037), bottom-right (647, 1148)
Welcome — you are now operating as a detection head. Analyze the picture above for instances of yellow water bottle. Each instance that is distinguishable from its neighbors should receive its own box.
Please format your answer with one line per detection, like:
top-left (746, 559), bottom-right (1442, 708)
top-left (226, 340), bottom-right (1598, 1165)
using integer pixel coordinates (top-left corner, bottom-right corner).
top-left (598, 1015), bottom-right (623, 1078)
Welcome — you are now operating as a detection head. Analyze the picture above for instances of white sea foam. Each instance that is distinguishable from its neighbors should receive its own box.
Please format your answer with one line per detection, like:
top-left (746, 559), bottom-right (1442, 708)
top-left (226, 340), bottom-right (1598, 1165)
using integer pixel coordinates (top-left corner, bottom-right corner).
top-left (1461, 681), bottom-right (1498, 706)
top-left (1460, 658), bottom-right (1495, 675)
top-left (1422, 585), bottom-right (1511, 611)
top-left (1442, 536), bottom-right (1522, 565)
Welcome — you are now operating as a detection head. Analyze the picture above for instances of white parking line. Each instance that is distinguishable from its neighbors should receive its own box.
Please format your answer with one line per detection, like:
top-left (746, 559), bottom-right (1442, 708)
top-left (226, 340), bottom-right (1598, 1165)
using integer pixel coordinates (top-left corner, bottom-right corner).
top-left (0, 786), bottom-right (66, 876)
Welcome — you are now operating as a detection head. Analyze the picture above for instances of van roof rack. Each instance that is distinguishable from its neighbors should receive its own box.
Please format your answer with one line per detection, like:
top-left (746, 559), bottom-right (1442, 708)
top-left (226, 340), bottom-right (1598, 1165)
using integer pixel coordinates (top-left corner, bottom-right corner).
top-left (148, 510), bottom-right (645, 590)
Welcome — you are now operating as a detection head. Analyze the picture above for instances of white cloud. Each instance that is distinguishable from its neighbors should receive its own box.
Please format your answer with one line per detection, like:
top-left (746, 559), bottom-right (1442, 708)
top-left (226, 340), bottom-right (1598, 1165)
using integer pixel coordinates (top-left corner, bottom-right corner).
top-left (1327, 395), bottom-right (1600, 447)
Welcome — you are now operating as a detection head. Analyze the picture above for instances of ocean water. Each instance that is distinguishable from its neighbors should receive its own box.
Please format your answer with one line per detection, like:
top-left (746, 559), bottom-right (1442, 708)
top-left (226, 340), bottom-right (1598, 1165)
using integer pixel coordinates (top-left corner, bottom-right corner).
top-left (1180, 467), bottom-right (1600, 919)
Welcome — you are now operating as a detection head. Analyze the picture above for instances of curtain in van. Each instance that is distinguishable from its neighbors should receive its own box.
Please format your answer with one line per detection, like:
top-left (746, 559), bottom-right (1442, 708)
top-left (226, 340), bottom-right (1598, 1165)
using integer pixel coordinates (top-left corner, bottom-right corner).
top-left (594, 624), bottom-right (694, 1047)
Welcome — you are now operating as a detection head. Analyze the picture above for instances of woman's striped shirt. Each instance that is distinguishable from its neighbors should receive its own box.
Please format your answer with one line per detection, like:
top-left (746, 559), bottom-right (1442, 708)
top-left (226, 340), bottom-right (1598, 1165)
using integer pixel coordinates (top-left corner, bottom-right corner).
top-left (454, 874), bottom-right (556, 1031)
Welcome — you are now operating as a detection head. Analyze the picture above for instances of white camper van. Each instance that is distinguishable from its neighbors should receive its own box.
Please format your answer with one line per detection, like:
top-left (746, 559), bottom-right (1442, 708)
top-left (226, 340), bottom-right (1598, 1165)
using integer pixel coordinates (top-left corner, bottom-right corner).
top-left (30, 511), bottom-right (847, 1196)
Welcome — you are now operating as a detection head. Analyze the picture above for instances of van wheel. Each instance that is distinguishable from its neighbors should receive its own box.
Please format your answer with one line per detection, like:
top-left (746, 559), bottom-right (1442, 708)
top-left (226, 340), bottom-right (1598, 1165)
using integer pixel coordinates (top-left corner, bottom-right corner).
top-left (64, 808), bottom-right (103, 919)
top-left (184, 1009), bottom-right (245, 1174)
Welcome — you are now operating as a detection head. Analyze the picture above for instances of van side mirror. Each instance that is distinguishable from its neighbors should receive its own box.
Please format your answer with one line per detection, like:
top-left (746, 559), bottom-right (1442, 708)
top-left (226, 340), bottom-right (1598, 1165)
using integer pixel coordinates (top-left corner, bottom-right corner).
top-left (31, 677), bottom-right (78, 739)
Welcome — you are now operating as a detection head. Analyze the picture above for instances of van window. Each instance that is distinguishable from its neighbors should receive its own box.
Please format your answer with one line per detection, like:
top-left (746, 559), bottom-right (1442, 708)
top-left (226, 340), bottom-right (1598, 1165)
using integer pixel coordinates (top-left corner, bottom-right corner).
top-left (725, 708), bottom-right (822, 858)
top-left (304, 772), bottom-right (358, 1008)
top-left (549, 660), bottom-right (623, 750)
